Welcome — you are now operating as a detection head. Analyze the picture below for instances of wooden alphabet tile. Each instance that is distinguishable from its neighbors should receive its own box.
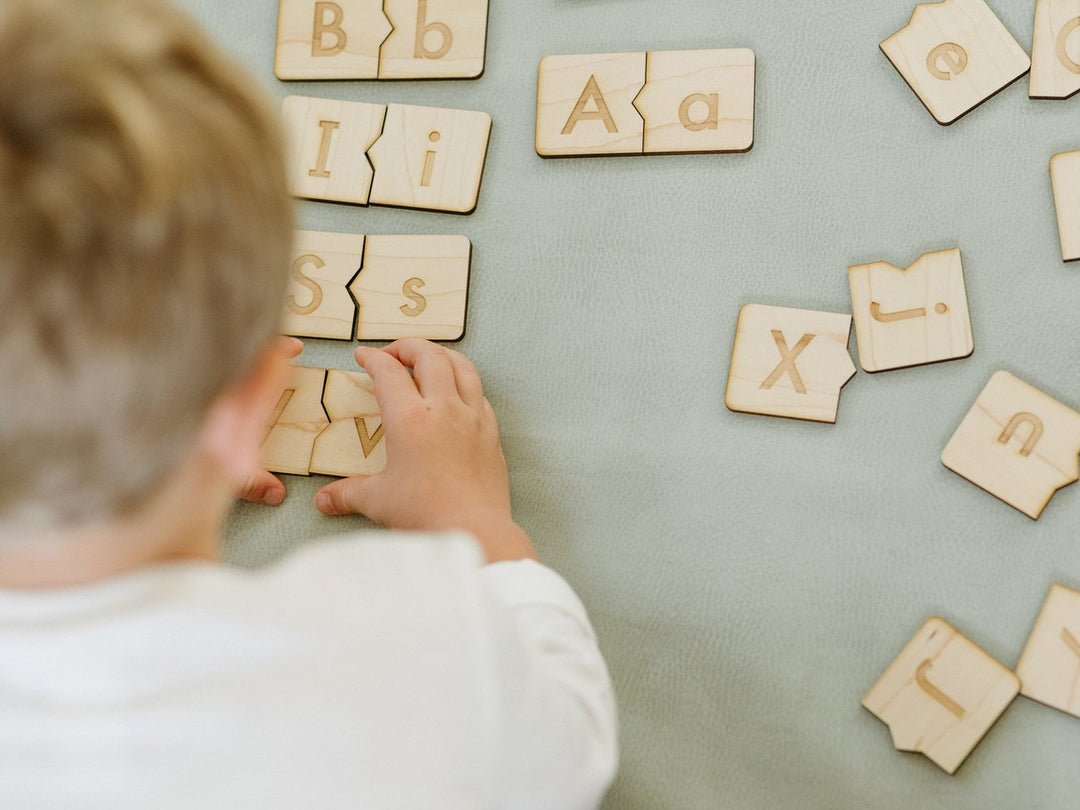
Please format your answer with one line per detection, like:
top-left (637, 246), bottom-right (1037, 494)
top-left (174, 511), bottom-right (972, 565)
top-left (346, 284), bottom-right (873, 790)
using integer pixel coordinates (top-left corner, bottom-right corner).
top-left (1016, 584), bottom-right (1080, 719)
top-left (309, 369), bottom-right (387, 477)
top-left (536, 49), bottom-right (756, 157)
top-left (1030, 0), bottom-right (1080, 99)
top-left (848, 248), bottom-right (973, 372)
top-left (260, 365), bottom-right (331, 476)
top-left (1051, 150), bottom-right (1080, 262)
top-left (282, 95), bottom-right (386, 205)
top-left (880, 0), bottom-right (1031, 125)
top-left (862, 617), bottom-right (1019, 775)
top-left (725, 304), bottom-right (857, 424)
top-left (941, 371), bottom-right (1080, 519)
top-left (379, 0), bottom-right (488, 79)
top-left (283, 231), bottom-right (365, 340)
top-left (368, 103), bottom-right (491, 213)
top-left (350, 235), bottom-right (470, 340)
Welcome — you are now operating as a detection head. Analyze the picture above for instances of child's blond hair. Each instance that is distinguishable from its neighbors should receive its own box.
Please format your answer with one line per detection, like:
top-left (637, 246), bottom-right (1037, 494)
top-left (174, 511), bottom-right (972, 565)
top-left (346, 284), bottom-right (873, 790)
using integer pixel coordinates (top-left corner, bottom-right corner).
top-left (0, 0), bottom-right (292, 535)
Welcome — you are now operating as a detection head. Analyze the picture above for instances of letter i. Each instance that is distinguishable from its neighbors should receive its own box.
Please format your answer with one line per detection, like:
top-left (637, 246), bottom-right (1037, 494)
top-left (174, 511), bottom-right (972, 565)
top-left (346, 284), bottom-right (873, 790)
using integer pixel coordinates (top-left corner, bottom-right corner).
top-left (420, 131), bottom-right (440, 187)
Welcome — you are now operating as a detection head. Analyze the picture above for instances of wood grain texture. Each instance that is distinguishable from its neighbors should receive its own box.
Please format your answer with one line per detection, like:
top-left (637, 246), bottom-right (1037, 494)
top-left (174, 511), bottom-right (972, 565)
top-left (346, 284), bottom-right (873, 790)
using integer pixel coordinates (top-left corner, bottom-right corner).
top-left (368, 103), bottom-right (491, 213)
top-left (725, 304), bottom-right (856, 424)
top-left (1016, 584), bottom-right (1080, 719)
top-left (880, 0), bottom-right (1030, 125)
top-left (260, 365), bottom-right (330, 475)
top-left (282, 230), bottom-right (365, 340)
top-left (1051, 150), bottom-right (1080, 262)
top-left (274, 0), bottom-right (391, 80)
top-left (862, 617), bottom-right (1019, 775)
top-left (1030, 0), bottom-right (1080, 99)
top-left (848, 248), bottom-right (973, 372)
top-left (941, 371), bottom-right (1080, 519)
top-left (350, 235), bottom-right (470, 340)
top-left (309, 369), bottom-right (387, 478)
top-left (635, 48), bottom-right (755, 154)
top-left (378, 0), bottom-right (487, 78)
top-left (281, 95), bottom-right (386, 205)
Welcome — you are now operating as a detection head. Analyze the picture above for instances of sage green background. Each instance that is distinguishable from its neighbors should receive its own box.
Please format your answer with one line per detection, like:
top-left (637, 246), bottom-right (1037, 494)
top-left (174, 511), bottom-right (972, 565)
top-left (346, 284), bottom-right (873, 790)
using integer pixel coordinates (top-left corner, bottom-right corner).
top-left (175, 0), bottom-right (1080, 806)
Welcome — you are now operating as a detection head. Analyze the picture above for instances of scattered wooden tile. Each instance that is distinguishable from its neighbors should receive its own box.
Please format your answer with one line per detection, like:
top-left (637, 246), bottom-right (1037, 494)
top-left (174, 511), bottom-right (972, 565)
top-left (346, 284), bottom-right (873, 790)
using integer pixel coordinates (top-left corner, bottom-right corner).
top-left (281, 95), bottom-right (386, 205)
top-left (309, 369), bottom-right (387, 477)
top-left (634, 48), bottom-right (755, 154)
top-left (260, 365), bottom-right (330, 476)
top-left (1051, 150), bottom-right (1080, 262)
top-left (880, 0), bottom-right (1031, 125)
top-left (274, 0), bottom-right (392, 80)
top-left (282, 231), bottom-right (365, 340)
top-left (350, 235), bottom-right (470, 341)
top-left (941, 371), bottom-right (1080, 519)
top-left (536, 51), bottom-right (647, 157)
top-left (725, 304), bottom-right (857, 424)
top-left (1016, 584), bottom-right (1080, 719)
top-left (1030, 0), bottom-right (1080, 99)
top-left (862, 617), bottom-right (1019, 775)
top-left (368, 103), bottom-right (491, 213)
top-left (379, 0), bottom-right (488, 79)
top-left (848, 248), bottom-right (974, 372)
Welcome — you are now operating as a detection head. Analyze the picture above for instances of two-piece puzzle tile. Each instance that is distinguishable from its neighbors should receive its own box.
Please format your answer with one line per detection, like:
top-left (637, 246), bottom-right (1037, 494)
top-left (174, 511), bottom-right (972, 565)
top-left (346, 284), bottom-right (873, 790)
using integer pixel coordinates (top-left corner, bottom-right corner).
top-left (848, 248), bottom-right (973, 372)
top-left (1030, 0), bottom-right (1080, 99)
top-left (1016, 584), bottom-right (1080, 719)
top-left (862, 617), bottom-right (1019, 774)
top-left (535, 48), bottom-right (755, 157)
top-left (260, 366), bottom-right (387, 478)
top-left (725, 304), bottom-right (857, 424)
top-left (275, 0), bottom-right (487, 80)
top-left (282, 231), bottom-right (470, 341)
top-left (941, 371), bottom-right (1080, 519)
top-left (1051, 150), bottom-right (1080, 262)
top-left (880, 0), bottom-right (1031, 125)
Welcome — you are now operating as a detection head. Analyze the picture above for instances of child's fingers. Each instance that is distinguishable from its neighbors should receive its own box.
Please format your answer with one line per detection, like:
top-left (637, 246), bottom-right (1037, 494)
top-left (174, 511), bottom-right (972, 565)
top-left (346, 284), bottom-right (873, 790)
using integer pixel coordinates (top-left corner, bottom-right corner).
top-left (355, 346), bottom-right (421, 414)
top-left (238, 469), bottom-right (286, 506)
top-left (276, 335), bottom-right (304, 360)
top-left (315, 475), bottom-right (375, 517)
top-left (382, 339), bottom-right (458, 401)
top-left (444, 348), bottom-right (485, 408)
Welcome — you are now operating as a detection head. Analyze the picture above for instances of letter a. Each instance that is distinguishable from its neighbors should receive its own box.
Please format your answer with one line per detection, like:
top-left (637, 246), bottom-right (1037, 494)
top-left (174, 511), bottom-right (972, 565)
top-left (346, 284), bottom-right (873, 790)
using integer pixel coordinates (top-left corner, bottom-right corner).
top-left (562, 75), bottom-right (618, 135)
top-left (679, 93), bottom-right (719, 132)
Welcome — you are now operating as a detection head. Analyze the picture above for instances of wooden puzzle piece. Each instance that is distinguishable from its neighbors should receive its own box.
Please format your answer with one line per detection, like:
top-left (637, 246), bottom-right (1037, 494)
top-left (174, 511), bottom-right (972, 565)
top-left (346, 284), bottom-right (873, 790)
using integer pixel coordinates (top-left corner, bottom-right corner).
top-left (633, 49), bottom-right (755, 154)
top-left (1016, 584), bottom-right (1080, 719)
top-left (1051, 150), bottom-right (1080, 262)
top-left (941, 371), bottom-right (1080, 519)
top-left (880, 0), bottom-right (1030, 125)
top-left (275, 0), bottom-right (392, 80)
top-left (282, 231), bottom-right (364, 340)
top-left (378, 0), bottom-right (487, 79)
top-left (350, 235), bottom-right (470, 340)
top-left (260, 365), bottom-right (331, 476)
top-left (536, 52), bottom-right (647, 157)
top-left (848, 248), bottom-right (974, 372)
top-left (862, 617), bottom-right (1019, 774)
top-left (1030, 0), bottom-right (1080, 99)
top-left (368, 103), bottom-right (491, 213)
top-left (309, 369), bottom-right (387, 477)
top-left (725, 304), bottom-right (857, 424)
top-left (282, 95), bottom-right (386, 205)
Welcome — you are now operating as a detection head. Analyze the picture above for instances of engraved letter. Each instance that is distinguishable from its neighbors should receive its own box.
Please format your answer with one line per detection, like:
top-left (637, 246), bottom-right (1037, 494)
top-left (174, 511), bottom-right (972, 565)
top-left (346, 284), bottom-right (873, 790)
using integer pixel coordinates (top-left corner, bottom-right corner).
top-left (759, 331), bottom-right (814, 394)
top-left (562, 75), bottom-right (618, 135)
top-left (998, 412), bottom-right (1044, 457)
top-left (355, 417), bottom-right (385, 458)
top-left (415, 0), bottom-right (452, 60)
top-left (400, 277), bottom-right (428, 317)
top-left (261, 389), bottom-right (296, 445)
top-left (1056, 17), bottom-right (1080, 74)
top-left (312, 2), bottom-right (347, 57)
top-left (288, 255), bottom-right (325, 316)
top-left (308, 120), bottom-right (340, 178)
top-left (870, 302), bottom-right (926, 323)
top-left (915, 659), bottom-right (965, 719)
top-left (420, 131), bottom-right (440, 187)
top-left (927, 43), bottom-right (968, 80)
top-left (679, 93), bottom-right (719, 132)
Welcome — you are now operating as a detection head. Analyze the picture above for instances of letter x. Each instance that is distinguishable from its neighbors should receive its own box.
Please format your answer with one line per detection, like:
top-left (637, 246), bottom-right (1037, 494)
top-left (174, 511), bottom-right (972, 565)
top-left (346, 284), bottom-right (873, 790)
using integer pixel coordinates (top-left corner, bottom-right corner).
top-left (759, 331), bottom-right (815, 394)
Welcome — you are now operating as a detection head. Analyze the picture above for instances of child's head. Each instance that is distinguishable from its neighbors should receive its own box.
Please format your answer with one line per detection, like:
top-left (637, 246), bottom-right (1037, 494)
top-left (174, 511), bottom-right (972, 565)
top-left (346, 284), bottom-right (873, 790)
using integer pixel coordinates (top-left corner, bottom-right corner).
top-left (0, 0), bottom-right (292, 538)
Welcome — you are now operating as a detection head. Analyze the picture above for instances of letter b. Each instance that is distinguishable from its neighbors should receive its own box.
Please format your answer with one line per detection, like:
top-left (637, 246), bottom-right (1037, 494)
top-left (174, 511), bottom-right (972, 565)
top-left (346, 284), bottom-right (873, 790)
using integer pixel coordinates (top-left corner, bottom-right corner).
top-left (312, 2), bottom-right (347, 57)
top-left (415, 0), bottom-right (452, 60)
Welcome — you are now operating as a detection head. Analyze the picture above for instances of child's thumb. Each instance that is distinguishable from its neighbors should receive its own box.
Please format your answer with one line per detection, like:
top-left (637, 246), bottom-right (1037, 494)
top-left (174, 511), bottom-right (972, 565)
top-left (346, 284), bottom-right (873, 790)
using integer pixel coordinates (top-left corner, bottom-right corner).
top-left (315, 476), bottom-right (377, 517)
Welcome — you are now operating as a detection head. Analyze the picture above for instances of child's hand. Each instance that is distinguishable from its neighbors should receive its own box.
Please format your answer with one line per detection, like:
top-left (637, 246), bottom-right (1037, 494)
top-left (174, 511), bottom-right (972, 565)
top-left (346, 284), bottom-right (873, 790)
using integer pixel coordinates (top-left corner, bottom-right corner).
top-left (315, 340), bottom-right (536, 564)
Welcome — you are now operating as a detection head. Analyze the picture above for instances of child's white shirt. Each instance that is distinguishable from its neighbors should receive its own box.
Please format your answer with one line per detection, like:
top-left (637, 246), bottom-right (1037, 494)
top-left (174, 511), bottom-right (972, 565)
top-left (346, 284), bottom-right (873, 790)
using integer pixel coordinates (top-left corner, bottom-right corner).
top-left (0, 533), bottom-right (618, 809)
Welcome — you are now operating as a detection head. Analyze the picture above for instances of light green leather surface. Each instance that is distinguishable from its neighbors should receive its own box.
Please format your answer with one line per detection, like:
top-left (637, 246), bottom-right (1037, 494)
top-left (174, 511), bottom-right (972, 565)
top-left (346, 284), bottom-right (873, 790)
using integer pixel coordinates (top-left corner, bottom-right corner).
top-left (174, 0), bottom-right (1080, 806)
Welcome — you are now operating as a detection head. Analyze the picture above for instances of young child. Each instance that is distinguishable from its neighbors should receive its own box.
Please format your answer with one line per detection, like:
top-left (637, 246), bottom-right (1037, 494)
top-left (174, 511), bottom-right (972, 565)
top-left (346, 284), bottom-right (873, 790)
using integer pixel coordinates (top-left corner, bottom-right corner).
top-left (0, 0), bottom-right (617, 807)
